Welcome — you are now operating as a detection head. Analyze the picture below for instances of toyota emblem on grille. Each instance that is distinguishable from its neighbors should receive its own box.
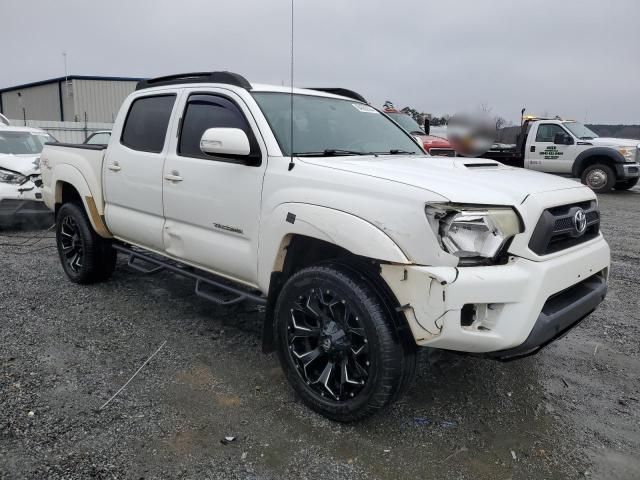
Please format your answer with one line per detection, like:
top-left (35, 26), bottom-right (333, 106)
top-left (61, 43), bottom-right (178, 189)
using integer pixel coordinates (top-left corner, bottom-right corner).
top-left (573, 209), bottom-right (587, 235)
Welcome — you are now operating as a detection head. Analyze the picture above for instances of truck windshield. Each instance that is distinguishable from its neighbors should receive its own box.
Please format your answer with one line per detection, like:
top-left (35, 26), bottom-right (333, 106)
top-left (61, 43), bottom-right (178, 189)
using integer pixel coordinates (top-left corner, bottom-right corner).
top-left (252, 93), bottom-right (422, 156)
top-left (0, 131), bottom-right (54, 155)
top-left (564, 122), bottom-right (598, 140)
top-left (386, 112), bottom-right (425, 135)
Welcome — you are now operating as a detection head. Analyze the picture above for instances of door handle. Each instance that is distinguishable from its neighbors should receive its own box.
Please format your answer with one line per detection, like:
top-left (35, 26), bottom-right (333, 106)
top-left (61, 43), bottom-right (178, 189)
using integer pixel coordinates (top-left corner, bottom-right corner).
top-left (530, 146), bottom-right (536, 152)
top-left (107, 162), bottom-right (121, 172)
top-left (164, 170), bottom-right (183, 182)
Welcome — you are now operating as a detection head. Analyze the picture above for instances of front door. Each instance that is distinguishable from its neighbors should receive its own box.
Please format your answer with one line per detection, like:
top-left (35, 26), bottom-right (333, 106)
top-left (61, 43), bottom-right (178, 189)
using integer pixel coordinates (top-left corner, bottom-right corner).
top-left (525, 123), bottom-right (575, 173)
top-left (104, 93), bottom-right (177, 251)
top-left (162, 89), bottom-right (267, 285)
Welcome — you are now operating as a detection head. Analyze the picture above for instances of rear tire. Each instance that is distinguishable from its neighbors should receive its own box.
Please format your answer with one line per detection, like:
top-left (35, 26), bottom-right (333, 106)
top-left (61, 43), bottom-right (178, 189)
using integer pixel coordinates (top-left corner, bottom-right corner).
top-left (614, 178), bottom-right (639, 191)
top-left (56, 202), bottom-right (116, 284)
top-left (581, 164), bottom-right (616, 193)
top-left (274, 264), bottom-right (416, 422)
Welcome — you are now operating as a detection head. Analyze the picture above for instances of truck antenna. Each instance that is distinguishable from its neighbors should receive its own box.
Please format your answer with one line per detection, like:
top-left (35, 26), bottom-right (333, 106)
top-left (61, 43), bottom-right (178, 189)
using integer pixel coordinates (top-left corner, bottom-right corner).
top-left (288, 0), bottom-right (295, 171)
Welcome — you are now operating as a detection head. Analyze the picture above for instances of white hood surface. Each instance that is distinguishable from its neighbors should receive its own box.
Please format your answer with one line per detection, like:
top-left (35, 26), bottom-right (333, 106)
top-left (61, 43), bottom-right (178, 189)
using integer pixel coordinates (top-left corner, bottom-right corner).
top-left (302, 155), bottom-right (585, 205)
top-left (589, 137), bottom-right (640, 148)
top-left (0, 154), bottom-right (41, 176)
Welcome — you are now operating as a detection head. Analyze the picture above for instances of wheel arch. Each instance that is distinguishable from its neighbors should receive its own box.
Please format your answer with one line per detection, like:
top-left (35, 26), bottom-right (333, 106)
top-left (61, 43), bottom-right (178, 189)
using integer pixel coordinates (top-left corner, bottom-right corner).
top-left (259, 203), bottom-right (413, 353)
top-left (53, 164), bottom-right (112, 238)
top-left (572, 148), bottom-right (624, 178)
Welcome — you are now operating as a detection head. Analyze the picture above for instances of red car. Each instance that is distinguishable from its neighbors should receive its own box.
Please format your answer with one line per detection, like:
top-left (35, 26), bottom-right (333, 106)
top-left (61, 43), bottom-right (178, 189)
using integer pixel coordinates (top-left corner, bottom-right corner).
top-left (384, 109), bottom-right (455, 156)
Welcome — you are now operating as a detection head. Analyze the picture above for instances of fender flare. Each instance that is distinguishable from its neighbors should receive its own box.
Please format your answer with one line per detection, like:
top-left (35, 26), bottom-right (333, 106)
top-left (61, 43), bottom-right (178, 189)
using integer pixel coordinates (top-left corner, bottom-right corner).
top-left (52, 164), bottom-right (112, 238)
top-left (257, 203), bottom-right (410, 292)
top-left (572, 147), bottom-right (625, 177)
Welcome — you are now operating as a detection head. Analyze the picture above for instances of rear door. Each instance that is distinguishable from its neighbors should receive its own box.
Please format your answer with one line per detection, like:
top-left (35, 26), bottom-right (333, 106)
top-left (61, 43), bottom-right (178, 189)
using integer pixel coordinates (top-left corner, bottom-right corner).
top-left (525, 123), bottom-right (575, 173)
top-left (103, 92), bottom-right (177, 250)
top-left (161, 89), bottom-right (267, 285)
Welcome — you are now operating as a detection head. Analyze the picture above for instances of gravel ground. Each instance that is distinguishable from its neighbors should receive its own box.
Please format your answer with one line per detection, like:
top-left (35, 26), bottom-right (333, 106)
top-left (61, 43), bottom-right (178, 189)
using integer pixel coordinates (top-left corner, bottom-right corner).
top-left (1, 187), bottom-right (639, 480)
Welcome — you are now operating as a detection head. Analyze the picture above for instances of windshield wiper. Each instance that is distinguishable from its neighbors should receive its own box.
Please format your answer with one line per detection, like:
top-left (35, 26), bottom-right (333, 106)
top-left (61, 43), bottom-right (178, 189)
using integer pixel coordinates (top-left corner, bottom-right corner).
top-left (580, 136), bottom-right (595, 140)
top-left (293, 149), bottom-right (366, 157)
top-left (371, 149), bottom-right (416, 155)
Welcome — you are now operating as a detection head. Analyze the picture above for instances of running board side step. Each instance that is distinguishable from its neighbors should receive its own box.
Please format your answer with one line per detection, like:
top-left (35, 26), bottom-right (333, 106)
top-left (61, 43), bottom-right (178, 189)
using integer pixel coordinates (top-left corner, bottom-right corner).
top-left (112, 244), bottom-right (266, 306)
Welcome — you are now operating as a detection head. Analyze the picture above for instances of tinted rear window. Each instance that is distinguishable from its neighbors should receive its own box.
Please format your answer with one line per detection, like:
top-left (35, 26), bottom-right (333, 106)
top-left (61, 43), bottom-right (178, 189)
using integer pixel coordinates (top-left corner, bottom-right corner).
top-left (121, 95), bottom-right (175, 153)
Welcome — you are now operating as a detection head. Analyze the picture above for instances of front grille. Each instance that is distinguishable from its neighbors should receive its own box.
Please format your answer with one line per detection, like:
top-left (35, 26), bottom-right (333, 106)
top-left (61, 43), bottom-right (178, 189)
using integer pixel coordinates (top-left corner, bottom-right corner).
top-left (529, 200), bottom-right (600, 255)
top-left (429, 148), bottom-right (456, 157)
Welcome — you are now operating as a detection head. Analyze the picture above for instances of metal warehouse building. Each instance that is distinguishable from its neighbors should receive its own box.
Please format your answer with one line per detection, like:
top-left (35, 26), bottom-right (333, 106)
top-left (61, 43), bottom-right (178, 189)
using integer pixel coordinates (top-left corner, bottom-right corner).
top-left (0, 76), bottom-right (142, 123)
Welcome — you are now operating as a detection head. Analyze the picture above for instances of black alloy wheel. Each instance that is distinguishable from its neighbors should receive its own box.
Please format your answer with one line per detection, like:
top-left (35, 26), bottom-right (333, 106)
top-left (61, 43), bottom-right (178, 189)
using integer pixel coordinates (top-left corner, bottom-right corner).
top-left (59, 215), bottom-right (84, 273)
top-left (56, 202), bottom-right (117, 284)
top-left (287, 287), bottom-right (370, 402)
top-left (275, 264), bottom-right (416, 422)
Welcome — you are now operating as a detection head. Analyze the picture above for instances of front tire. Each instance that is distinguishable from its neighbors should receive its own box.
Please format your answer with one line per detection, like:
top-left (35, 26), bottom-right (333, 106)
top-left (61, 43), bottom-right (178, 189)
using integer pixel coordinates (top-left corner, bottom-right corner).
top-left (614, 178), bottom-right (639, 191)
top-left (581, 164), bottom-right (616, 193)
top-left (274, 264), bottom-right (415, 422)
top-left (56, 202), bottom-right (117, 284)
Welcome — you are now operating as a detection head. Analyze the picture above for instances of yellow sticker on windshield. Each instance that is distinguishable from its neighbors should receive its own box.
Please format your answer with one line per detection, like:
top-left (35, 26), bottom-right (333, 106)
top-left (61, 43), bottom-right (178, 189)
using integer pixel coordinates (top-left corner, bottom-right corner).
top-left (352, 103), bottom-right (378, 113)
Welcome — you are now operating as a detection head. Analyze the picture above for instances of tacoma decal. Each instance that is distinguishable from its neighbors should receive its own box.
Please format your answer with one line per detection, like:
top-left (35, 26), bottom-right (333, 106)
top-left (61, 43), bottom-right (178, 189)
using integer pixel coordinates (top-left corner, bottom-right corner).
top-left (213, 223), bottom-right (243, 235)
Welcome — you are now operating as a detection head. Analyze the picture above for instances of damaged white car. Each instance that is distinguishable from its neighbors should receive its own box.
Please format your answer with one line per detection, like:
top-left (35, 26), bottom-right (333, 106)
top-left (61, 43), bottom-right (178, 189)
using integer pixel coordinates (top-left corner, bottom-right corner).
top-left (0, 126), bottom-right (55, 228)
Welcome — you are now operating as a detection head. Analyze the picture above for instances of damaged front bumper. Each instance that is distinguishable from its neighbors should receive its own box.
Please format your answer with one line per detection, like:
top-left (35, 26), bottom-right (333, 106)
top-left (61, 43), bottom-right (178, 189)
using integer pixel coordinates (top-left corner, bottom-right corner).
top-left (381, 236), bottom-right (610, 358)
top-left (0, 181), bottom-right (53, 226)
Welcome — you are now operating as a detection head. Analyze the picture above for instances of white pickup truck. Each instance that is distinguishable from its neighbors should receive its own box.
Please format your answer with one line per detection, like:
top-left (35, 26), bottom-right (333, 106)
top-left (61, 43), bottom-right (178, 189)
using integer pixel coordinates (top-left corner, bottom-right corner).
top-left (40, 72), bottom-right (610, 421)
top-left (485, 116), bottom-right (640, 193)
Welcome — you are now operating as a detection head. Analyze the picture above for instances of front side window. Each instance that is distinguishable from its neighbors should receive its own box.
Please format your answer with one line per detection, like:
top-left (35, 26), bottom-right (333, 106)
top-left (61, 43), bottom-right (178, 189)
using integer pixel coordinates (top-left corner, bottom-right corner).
top-left (0, 131), bottom-right (54, 154)
top-left (252, 93), bottom-right (422, 156)
top-left (121, 94), bottom-right (175, 153)
top-left (178, 94), bottom-right (258, 161)
top-left (535, 124), bottom-right (568, 143)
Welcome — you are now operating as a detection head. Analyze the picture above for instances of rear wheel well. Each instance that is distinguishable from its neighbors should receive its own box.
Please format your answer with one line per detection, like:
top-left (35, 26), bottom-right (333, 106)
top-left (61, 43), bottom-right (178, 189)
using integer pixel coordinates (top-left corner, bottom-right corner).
top-left (55, 182), bottom-right (83, 217)
top-left (262, 234), bottom-right (413, 353)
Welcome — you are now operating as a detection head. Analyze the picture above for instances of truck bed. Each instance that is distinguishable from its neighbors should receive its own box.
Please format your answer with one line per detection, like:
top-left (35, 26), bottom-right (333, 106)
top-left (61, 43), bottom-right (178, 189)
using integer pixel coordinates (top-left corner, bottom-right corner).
top-left (40, 142), bottom-right (108, 213)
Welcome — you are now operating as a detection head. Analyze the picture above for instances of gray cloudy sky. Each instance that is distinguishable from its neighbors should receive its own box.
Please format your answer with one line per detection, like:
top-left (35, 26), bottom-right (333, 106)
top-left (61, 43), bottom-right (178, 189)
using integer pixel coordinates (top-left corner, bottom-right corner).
top-left (3, 0), bottom-right (639, 123)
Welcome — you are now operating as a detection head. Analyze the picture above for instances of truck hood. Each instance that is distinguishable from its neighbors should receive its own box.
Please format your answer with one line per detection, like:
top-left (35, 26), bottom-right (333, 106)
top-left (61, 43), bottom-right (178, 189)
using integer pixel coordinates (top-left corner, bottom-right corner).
top-left (302, 155), bottom-right (586, 205)
top-left (0, 153), bottom-right (41, 176)
top-left (589, 137), bottom-right (640, 148)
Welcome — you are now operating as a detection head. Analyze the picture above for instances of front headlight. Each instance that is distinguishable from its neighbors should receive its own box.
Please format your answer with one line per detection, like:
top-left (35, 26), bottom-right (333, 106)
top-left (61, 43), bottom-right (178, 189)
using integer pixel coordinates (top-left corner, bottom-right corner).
top-left (618, 146), bottom-right (638, 163)
top-left (0, 168), bottom-right (27, 184)
top-left (425, 204), bottom-right (522, 265)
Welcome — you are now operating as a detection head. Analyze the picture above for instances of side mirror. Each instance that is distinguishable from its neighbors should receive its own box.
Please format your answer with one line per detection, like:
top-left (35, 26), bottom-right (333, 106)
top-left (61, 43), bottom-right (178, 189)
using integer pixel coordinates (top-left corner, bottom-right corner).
top-left (554, 132), bottom-right (573, 145)
top-left (200, 128), bottom-right (250, 156)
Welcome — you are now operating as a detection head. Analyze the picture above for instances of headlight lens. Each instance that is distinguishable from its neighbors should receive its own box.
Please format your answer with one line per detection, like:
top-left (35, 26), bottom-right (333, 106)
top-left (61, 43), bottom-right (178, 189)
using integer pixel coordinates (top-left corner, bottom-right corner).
top-left (618, 146), bottom-right (637, 162)
top-left (0, 168), bottom-right (27, 184)
top-left (426, 204), bottom-right (522, 264)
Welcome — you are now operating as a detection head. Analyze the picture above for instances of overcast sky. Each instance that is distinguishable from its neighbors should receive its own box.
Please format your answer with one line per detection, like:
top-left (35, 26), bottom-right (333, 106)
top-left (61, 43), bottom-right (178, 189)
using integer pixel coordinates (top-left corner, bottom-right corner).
top-left (2, 0), bottom-right (639, 123)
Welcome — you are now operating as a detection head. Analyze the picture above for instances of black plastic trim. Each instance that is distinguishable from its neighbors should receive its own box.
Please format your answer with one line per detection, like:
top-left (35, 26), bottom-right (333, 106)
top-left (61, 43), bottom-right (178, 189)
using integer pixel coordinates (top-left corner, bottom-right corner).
top-left (487, 273), bottom-right (607, 361)
top-left (306, 88), bottom-right (367, 103)
top-left (44, 142), bottom-right (107, 151)
top-left (136, 71), bottom-right (252, 91)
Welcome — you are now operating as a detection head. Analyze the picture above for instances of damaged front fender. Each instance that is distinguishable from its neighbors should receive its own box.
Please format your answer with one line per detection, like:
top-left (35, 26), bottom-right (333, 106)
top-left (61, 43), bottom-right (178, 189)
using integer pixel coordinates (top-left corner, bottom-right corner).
top-left (380, 264), bottom-right (459, 342)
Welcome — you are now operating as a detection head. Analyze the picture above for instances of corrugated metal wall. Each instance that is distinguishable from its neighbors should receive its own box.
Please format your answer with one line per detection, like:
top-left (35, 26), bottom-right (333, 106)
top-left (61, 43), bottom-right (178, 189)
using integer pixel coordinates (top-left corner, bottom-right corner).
top-left (0, 82), bottom-right (61, 121)
top-left (72, 79), bottom-right (137, 123)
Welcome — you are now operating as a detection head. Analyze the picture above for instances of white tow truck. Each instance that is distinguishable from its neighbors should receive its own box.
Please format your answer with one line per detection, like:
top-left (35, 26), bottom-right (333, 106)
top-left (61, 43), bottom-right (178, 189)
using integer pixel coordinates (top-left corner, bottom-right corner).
top-left (40, 72), bottom-right (610, 421)
top-left (485, 116), bottom-right (640, 193)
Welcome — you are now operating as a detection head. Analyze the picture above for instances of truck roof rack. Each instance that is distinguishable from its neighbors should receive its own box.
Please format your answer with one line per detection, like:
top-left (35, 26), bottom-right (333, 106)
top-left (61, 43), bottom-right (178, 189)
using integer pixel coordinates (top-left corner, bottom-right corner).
top-left (136, 71), bottom-right (252, 91)
top-left (307, 88), bottom-right (367, 103)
